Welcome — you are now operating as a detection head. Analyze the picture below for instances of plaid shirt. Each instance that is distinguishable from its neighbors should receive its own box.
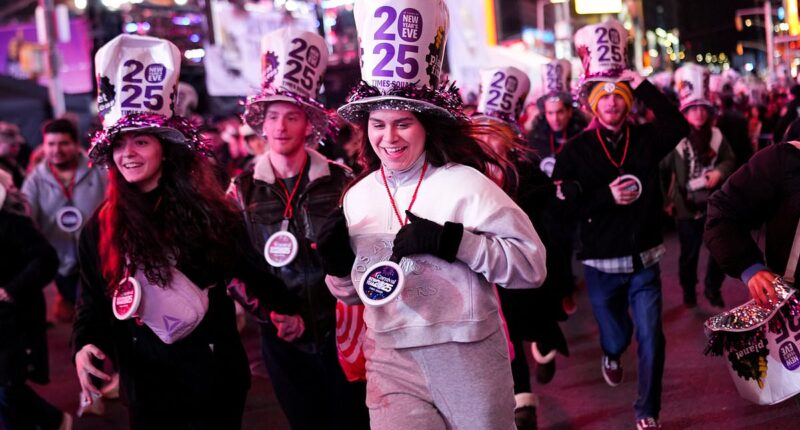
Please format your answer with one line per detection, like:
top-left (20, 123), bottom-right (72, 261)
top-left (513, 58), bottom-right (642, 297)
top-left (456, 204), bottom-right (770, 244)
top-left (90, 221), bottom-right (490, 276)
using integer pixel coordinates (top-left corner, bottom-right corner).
top-left (582, 244), bottom-right (666, 274)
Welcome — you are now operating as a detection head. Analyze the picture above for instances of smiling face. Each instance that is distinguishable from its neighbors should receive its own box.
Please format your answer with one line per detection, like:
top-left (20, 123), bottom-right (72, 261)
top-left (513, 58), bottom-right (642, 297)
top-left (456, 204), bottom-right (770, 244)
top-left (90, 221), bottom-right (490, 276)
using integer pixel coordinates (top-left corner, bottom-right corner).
top-left (367, 110), bottom-right (426, 171)
top-left (112, 132), bottom-right (164, 192)
top-left (261, 102), bottom-right (311, 157)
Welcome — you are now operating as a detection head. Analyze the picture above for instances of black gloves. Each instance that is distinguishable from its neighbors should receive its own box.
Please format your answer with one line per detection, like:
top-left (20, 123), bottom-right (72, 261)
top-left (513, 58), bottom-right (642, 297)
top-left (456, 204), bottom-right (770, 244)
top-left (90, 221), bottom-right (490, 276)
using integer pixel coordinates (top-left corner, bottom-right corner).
top-left (392, 211), bottom-right (464, 263)
top-left (316, 207), bottom-right (356, 277)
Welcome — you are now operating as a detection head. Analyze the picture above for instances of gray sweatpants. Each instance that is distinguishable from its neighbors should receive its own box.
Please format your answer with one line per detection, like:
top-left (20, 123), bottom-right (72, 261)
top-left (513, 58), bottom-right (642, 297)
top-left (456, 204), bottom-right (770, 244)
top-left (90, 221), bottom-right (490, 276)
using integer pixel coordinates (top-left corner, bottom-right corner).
top-left (364, 328), bottom-right (516, 430)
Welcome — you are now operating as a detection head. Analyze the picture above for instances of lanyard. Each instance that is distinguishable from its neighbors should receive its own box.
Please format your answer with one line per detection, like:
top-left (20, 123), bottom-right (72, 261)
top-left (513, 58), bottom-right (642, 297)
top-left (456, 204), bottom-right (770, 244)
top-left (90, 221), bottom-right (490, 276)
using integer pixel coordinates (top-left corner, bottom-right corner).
top-left (595, 127), bottom-right (630, 171)
top-left (48, 162), bottom-right (76, 202)
top-left (275, 155), bottom-right (308, 220)
top-left (380, 162), bottom-right (428, 227)
top-left (549, 129), bottom-right (567, 155)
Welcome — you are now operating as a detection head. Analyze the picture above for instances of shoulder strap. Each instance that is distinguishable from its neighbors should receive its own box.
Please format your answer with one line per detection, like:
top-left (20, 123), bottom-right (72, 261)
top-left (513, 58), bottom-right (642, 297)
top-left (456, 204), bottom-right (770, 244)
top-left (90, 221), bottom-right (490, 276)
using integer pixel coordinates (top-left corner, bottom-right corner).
top-left (785, 218), bottom-right (800, 283)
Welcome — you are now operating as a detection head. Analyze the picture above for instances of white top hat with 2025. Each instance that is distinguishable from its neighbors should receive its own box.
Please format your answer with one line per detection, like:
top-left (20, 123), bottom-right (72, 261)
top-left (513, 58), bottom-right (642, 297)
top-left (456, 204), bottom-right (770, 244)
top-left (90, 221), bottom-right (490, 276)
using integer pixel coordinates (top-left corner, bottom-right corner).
top-left (574, 19), bottom-right (630, 87)
top-left (474, 66), bottom-right (531, 128)
top-left (89, 34), bottom-right (199, 166)
top-left (243, 27), bottom-right (330, 143)
top-left (337, 0), bottom-right (462, 123)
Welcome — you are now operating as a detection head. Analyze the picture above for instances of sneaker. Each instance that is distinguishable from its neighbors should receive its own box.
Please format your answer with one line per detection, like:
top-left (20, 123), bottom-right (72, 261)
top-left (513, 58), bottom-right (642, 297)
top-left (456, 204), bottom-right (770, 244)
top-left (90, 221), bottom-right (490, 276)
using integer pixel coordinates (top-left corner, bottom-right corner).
top-left (636, 417), bottom-right (661, 430)
top-left (601, 355), bottom-right (623, 387)
top-left (535, 360), bottom-right (556, 384)
top-left (704, 288), bottom-right (725, 308)
top-left (514, 393), bottom-right (538, 430)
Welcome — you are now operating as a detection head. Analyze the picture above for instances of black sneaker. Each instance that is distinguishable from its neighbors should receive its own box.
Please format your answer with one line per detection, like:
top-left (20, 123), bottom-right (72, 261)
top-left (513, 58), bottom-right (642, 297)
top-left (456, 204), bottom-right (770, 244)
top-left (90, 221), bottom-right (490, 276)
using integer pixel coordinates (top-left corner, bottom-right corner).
top-left (514, 406), bottom-right (538, 430)
top-left (704, 288), bottom-right (725, 308)
top-left (601, 355), bottom-right (623, 387)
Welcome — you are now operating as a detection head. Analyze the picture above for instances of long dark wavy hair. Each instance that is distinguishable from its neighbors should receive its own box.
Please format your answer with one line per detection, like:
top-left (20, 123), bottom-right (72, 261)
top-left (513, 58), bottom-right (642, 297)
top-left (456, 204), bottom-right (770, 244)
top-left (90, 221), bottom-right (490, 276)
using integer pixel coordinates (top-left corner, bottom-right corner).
top-left (343, 112), bottom-right (518, 197)
top-left (98, 135), bottom-right (242, 292)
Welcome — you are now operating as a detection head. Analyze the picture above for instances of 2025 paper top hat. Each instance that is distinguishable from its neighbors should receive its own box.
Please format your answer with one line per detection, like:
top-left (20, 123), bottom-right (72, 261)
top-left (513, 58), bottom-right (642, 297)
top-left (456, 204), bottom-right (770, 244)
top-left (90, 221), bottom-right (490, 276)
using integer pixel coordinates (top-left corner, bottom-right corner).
top-left (337, 0), bottom-right (465, 123)
top-left (89, 34), bottom-right (202, 166)
top-left (242, 27), bottom-right (330, 144)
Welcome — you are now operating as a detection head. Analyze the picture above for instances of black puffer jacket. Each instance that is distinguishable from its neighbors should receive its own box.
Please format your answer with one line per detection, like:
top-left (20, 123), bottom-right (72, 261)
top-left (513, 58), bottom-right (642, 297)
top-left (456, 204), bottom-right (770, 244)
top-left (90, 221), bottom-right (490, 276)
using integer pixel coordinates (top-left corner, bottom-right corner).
top-left (231, 149), bottom-right (351, 352)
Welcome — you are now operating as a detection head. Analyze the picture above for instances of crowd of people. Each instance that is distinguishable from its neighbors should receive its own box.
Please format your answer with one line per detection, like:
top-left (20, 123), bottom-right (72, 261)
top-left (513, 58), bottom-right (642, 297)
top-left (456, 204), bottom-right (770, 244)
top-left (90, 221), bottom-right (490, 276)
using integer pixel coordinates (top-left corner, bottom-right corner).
top-left (2, 2), bottom-right (800, 429)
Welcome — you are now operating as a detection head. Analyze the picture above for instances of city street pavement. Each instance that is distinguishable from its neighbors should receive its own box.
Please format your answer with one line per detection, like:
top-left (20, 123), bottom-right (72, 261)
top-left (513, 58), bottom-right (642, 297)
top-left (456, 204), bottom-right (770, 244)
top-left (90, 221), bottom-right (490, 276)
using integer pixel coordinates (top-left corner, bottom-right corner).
top-left (25, 231), bottom-right (800, 429)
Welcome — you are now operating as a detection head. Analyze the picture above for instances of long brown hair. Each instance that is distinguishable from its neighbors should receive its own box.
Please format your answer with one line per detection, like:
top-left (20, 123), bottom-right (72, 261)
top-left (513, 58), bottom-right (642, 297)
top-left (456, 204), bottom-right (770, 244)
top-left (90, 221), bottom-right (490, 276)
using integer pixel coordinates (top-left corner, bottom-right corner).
top-left (343, 112), bottom-right (517, 198)
top-left (98, 136), bottom-right (243, 292)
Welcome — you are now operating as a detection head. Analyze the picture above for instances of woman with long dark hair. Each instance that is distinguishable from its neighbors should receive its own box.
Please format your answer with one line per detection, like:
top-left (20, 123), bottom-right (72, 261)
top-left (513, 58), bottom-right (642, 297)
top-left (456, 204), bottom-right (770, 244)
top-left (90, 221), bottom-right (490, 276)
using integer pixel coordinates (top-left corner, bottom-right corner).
top-left (316, 2), bottom-right (546, 428)
top-left (72, 35), bottom-right (296, 429)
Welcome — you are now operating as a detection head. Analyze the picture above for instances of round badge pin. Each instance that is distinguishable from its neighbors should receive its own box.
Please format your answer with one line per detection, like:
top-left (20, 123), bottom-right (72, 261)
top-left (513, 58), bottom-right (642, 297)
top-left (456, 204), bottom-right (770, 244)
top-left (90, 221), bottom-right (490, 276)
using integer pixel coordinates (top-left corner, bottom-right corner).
top-left (55, 206), bottom-right (83, 233)
top-left (112, 276), bottom-right (142, 320)
top-left (264, 231), bottom-right (298, 267)
top-left (539, 156), bottom-right (556, 177)
top-left (618, 174), bottom-right (643, 200)
top-left (358, 261), bottom-right (405, 307)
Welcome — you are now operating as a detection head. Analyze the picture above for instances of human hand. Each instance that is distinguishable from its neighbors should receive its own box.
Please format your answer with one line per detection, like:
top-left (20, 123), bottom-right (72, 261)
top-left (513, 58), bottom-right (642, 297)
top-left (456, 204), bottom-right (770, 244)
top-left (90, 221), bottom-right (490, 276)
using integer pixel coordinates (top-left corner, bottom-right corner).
top-left (747, 270), bottom-right (780, 307)
top-left (270, 312), bottom-right (305, 342)
top-left (620, 69), bottom-right (645, 89)
top-left (705, 169), bottom-right (722, 189)
top-left (609, 177), bottom-right (640, 205)
top-left (75, 344), bottom-right (111, 406)
top-left (392, 211), bottom-right (463, 262)
top-left (0, 288), bottom-right (12, 303)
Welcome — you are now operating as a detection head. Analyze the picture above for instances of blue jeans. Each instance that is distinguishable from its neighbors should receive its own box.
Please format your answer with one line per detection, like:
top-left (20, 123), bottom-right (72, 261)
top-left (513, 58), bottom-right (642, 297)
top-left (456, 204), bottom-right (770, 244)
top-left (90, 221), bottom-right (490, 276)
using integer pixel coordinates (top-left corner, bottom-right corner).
top-left (584, 264), bottom-right (666, 420)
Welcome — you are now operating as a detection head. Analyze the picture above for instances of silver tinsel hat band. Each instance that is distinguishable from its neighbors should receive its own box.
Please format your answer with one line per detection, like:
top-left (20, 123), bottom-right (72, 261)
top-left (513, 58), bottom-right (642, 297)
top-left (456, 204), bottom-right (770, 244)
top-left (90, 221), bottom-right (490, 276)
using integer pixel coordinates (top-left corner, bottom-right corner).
top-left (89, 112), bottom-right (206, 167)
top-left (338, 80), bottom-right (468, 123)
top-left (704, 278), bottom-right (800, 357)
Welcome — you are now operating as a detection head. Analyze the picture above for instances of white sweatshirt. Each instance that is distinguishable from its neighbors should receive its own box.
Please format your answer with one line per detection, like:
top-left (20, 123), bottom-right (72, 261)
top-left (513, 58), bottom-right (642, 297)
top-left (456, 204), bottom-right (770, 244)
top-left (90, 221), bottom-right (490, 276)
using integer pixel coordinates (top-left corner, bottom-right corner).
top-left (326, 157), bottom-right (546, 349)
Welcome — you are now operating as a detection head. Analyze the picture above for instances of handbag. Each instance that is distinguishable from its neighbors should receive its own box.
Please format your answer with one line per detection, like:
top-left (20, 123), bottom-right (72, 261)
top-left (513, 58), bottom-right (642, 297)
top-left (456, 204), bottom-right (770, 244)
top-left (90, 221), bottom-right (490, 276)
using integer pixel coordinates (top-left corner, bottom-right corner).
top-left (114, 262), bottom-right (210, 345)
top-left (704, 218), bottom-right (800, 405)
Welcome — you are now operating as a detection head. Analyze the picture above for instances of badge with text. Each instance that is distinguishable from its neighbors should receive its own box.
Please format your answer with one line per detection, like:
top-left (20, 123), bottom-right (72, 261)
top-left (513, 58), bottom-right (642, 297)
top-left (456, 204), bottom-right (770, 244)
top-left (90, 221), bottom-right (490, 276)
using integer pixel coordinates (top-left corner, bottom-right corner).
top-left (112, 276), bottom-right (142, 320)
top-left (55, 206), bottom-right (83, 233)
top-left (264, 230), bottom-right (299, 267)
top-left (358, 260), bottom-right (406, 307)
top-left (618, 173), bottom-right (642, 201)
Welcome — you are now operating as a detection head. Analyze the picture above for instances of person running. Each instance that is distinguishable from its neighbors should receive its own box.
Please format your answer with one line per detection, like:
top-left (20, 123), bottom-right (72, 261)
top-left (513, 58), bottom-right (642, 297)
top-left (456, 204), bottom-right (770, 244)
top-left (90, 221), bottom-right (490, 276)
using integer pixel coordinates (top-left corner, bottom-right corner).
top-left (552, 20), bottom-right (690, 430)
top-left (229, 27), bottom-right (369, 430)
top-left (660, 64), bottom-right (735, 308)
top-left (317, 1), bottom-right (547, 428)
top-left (72, 35), bottom-right (297, 429)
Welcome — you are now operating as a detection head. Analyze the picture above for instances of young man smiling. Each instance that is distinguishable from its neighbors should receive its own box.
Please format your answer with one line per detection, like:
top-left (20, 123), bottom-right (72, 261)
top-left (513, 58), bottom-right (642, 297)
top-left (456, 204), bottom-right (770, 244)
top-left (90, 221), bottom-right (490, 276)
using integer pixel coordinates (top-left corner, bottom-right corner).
top-left (552, 66), bottom-right (689, 430)
top-left (229, 28), bottom-right (368, 430)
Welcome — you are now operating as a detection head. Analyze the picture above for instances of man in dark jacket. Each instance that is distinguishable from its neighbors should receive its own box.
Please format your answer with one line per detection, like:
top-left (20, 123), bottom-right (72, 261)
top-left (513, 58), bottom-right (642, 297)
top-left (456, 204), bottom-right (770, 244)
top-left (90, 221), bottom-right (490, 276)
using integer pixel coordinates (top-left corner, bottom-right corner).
top-left (552, 69), bottom-right (690, 429)
top-left (231, 28), bottom-right (368, 428)
top-left (704, 142), bottom-right (800, 307)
